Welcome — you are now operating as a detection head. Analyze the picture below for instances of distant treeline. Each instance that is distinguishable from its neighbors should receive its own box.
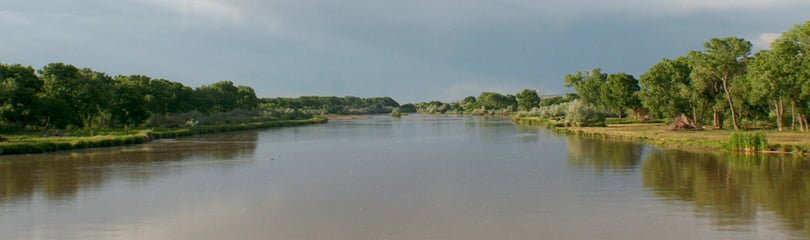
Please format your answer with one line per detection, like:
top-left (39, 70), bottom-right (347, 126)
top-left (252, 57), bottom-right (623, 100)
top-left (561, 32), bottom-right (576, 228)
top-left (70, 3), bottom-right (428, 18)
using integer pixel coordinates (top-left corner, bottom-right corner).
top-left (413, 91), bottom-right (578, 115)
top-left (260, 96), bottom-right (400, 115)
top-left (0, 63), bottom-right (262, 130)
top-left (0, 63), bottom-right (413, 131)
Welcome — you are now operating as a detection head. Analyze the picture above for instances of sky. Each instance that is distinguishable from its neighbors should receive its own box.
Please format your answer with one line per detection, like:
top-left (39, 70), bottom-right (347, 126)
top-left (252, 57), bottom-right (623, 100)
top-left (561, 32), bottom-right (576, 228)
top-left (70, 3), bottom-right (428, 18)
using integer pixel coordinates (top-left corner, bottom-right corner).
top-left (1, 0), bottom-right (809, 103)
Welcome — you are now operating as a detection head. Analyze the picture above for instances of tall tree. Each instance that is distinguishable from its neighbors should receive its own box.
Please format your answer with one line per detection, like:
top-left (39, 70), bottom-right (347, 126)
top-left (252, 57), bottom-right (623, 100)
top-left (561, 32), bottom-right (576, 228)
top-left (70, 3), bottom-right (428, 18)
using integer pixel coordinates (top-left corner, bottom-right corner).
top-left (779, 21), bottom-right (810, 131)
top-left (565, 69), bottom-right (607, 107)
top-left (516, 89), bottom-right (541, 111)
top-left (601, 73), bottom-right (640, 118)
top-left (39, 63), bottom-right (114, 129)
top-left (0, 64), bottom-right (43, 128)
top-left (690, 38), bottom-right (752, 130)
top-left (639, 57), bottom-right (693, 120)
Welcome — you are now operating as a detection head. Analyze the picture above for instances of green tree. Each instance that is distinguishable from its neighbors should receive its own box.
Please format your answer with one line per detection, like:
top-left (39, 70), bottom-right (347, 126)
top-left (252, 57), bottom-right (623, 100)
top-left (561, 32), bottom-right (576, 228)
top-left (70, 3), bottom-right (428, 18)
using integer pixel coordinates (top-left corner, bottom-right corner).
top-left (399, 103), bottom-right (417, 113)
top-left (565, 69), bottom-right (607, 107)
top-left (516, 89), bottom-right (541, 111)
top-left (777, 21), bottom-right (810, 131)
top-left (690, 37), bottom-right (752, 130)
top-left (39, 63), bottom-right (113, 129)
top-left (0, 64), bottom-right (43, 128)
top-left (601, 73), bottom-right (640, 118)
top-left (110, 75), bottom-right (151, 127)
top-left (477, 92), bottom-right (517, 110)
top-left (390, 108), bottom-right (403, 117)
top-left (639, 57), bottom-right (693, 120)
top-left (747, 46), bottom-right (800, 131)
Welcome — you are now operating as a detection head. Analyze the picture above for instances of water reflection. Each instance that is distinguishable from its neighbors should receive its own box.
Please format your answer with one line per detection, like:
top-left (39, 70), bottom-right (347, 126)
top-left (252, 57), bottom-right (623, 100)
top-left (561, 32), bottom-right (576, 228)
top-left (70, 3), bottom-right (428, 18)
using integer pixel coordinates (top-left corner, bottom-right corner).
top-left (642, 150), bottom-right (810, 239)
top-left (566, 136), bottom-right (644, 175)
top-left (0, 132), bottom-right (257, 204)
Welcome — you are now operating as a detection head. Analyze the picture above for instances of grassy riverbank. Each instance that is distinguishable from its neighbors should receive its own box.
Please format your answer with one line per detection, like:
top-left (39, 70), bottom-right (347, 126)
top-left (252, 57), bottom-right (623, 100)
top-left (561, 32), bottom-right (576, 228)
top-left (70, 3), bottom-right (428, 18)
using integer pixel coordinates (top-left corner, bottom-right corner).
top-left (513, 116), bottom-right (810, 155)
top-left (0, 117), bottom-right (328, 155)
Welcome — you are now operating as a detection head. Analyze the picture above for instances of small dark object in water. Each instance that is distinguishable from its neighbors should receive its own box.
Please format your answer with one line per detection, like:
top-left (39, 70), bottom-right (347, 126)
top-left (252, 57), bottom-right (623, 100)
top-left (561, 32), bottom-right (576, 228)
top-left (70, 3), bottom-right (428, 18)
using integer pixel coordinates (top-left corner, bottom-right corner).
top-left (0, 136), bottom-right (7, 142)
top-left (672, 114), bottom-right (698, 131)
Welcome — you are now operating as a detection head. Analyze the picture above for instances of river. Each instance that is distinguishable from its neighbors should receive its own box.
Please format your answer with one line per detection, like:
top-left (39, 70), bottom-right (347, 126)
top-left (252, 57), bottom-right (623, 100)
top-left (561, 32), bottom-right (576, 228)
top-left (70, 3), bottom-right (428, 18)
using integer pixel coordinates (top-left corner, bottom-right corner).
top-left (1, 115), bottom-right (808, 240)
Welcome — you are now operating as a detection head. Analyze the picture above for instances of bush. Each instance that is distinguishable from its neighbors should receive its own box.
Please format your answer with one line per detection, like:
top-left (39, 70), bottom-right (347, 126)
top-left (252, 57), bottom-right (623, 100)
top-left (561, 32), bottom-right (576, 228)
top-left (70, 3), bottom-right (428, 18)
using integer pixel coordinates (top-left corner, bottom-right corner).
top-left (727, 132), bottom-right (768, 152)
top-left (390, 108), bottom-right (403, 117)
top-left (564, 100), bottom-right (606, 127)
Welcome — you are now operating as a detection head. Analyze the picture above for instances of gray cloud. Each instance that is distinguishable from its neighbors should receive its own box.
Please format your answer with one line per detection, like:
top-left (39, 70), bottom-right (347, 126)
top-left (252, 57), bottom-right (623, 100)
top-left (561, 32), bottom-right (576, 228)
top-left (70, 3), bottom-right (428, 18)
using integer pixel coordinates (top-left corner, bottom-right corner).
top-left (1, 0), bottom-right (809, 102)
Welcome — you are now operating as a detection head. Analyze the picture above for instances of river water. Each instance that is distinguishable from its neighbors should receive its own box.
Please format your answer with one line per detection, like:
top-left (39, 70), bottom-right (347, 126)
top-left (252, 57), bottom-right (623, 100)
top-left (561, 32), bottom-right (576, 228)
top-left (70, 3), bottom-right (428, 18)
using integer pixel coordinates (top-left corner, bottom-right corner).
top-left (1, 115), bottom-right (808, 240)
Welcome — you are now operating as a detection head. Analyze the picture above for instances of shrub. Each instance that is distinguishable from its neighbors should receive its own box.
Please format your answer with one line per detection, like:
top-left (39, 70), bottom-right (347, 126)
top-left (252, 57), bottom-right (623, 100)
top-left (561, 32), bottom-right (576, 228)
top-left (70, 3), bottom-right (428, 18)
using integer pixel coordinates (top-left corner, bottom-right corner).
top-left (727, 132), bottom-right (768, 152)
top-left (390, 108), bottom-right (403, 117)
top-left (564, 100), bottom-right (606, 127)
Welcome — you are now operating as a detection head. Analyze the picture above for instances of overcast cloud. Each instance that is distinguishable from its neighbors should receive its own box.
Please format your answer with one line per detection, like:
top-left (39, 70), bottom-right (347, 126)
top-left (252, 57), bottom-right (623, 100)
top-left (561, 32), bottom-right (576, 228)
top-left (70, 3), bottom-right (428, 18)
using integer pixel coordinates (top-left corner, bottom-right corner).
top-left (1, 0), bottom-right (808, 102)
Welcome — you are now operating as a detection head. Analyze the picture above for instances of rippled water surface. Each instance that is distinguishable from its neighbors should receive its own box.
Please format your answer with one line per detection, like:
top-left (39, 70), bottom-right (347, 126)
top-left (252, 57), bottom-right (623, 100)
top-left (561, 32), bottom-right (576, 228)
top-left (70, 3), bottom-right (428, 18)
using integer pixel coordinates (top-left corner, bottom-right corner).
top-left (1, 115), bottom-right (808, 239)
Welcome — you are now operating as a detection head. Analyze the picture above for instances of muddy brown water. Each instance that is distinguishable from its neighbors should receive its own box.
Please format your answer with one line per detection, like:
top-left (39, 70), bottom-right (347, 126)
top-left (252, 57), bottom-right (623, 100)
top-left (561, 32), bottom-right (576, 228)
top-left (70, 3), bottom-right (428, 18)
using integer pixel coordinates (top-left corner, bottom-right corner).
top-left (1, 115), bottom-right (808, 240)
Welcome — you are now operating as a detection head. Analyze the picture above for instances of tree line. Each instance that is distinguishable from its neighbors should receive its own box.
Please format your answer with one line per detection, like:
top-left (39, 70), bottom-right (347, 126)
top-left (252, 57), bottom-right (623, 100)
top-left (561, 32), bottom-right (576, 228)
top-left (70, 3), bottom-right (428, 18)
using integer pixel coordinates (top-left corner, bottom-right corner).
top-left (0, 62), bottom-right (259, 130)
top-left (260, 96), bottom-right (400, 115)
top-left (563, 21), bottom-right (810, 131)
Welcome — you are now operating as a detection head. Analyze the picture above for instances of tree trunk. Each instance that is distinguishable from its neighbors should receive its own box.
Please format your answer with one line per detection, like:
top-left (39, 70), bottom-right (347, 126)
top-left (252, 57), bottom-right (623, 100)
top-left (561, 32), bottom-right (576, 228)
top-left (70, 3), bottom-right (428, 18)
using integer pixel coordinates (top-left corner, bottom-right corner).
top-left (792, 103), bottom-right (797, 130)
top-left (775, 98), bottom-right (784, 131)
top-left (691, 108), bottom-right (699, 127)
top-left (721, 76), bottom-right (740, 130)
top-left (713, 109), bottom-right (723, 129)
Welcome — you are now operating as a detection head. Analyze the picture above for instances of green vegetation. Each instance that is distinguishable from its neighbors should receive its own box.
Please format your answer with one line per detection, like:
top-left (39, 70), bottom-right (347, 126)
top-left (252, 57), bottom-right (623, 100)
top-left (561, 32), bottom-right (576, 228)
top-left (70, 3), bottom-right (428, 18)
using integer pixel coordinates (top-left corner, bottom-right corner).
top-left (0, 118), bottom-right (327, 155)
top-left (510, 20), bottom-right (810, 155)
top-left (390, 108), bottom-right (403, 118)
top-left (0, 62), bottom-right (389, 154)
top-left (727, 132), bottom-right (768, 152)
top-left (413, 91), bottom-right (521, 115)
top-left (1, 62), bottom-right (261, 131)
top-left (260, 96), bottom-right (400, 116)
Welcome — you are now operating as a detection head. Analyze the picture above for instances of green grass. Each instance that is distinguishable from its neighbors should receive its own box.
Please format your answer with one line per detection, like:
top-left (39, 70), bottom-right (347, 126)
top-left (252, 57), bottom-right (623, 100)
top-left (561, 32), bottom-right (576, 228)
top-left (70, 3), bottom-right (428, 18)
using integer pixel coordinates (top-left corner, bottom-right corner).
top-left (512, 116), bottom-right (810, 156)
top-left (727, 132), bottom-right (768, 152)
top-left (0, 117), bottom-right (328, 155)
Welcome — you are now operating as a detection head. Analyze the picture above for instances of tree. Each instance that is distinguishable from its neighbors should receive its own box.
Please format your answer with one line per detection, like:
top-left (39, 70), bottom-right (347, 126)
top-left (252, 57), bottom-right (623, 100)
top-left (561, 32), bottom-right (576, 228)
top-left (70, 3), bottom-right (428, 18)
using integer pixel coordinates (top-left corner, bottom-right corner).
top-left (39, 63), bottom-right (113, 129)
top-left (565, 69), bottom-right (607, 107)
top-left (0, 64), bottom-right (43, 128)
top-left (777, 21), bottom-right (810, 131)
top-left (399, 104), bottom-right (417, 113)
top-left (747, 46), bottom-right (800, 131)
top-left (690, 37), bottom-right (752, 130)
top-left (639, 58), bottom-right (693, 120)
top-left (390, 108), bottom-right (403, 117)
top-left (110, 75), bottom-right (151, 127)
top-left (601, 73), bottom-right (640, 118)
top-left (477, 92), bottom-right (517, 110)
top-left (516, 89), bottom-right (541, 111)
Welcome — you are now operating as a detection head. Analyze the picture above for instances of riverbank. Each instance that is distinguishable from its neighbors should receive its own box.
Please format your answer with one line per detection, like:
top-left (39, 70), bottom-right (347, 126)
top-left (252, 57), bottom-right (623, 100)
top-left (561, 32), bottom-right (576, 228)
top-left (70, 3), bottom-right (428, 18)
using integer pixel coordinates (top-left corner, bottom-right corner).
top-left (0, 117), bottom-right (328, 155)
top-left (513, 116), bottom-right (810, 156)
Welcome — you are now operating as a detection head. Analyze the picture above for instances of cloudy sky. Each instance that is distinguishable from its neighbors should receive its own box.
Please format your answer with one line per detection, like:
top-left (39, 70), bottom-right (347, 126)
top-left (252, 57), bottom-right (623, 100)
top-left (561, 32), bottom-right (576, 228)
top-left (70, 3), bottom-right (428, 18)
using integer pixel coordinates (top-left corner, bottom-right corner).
top-left (1, 0), bottom-right (808, 102)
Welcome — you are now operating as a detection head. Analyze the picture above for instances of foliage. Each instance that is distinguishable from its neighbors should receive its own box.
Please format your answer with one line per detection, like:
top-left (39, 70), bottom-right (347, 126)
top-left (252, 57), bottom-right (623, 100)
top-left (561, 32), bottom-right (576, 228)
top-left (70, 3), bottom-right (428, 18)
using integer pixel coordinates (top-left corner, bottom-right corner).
top-left (390, 108), bottom-right (403, 117)
top-left (602, 73), bottom-right (641, 118)
top-left (516, 89), bottom-right (541, 111)
top-left (261, 96), bottom-right (399, 115)
top-left (399, 103), bottom-right (417, 113)
top-left (564, 100), bottom-right (606, 127)
top-left (727, 132), bottom-right (769, 152)
top-left (0, 62), bottom-right (263, 131)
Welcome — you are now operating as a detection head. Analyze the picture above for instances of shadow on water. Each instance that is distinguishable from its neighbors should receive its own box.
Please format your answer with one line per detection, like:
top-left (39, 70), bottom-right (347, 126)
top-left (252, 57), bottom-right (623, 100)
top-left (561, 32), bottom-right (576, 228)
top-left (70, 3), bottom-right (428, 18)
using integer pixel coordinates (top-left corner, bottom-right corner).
top-left (641, 150), bottom-right (810, 239)
top-left (0, 132), bottom-right (258, 205)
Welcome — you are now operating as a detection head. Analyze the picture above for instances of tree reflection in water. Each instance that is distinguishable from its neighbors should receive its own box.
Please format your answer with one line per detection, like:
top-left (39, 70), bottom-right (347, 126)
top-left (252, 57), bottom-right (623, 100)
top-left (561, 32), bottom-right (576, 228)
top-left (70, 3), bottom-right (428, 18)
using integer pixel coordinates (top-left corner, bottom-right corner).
top-left (0, 133), bottom-right (257, 204)
top-left (566, 136), bottom-right (644, 175)
top-left (642, 149), bottom-right (810, 239)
